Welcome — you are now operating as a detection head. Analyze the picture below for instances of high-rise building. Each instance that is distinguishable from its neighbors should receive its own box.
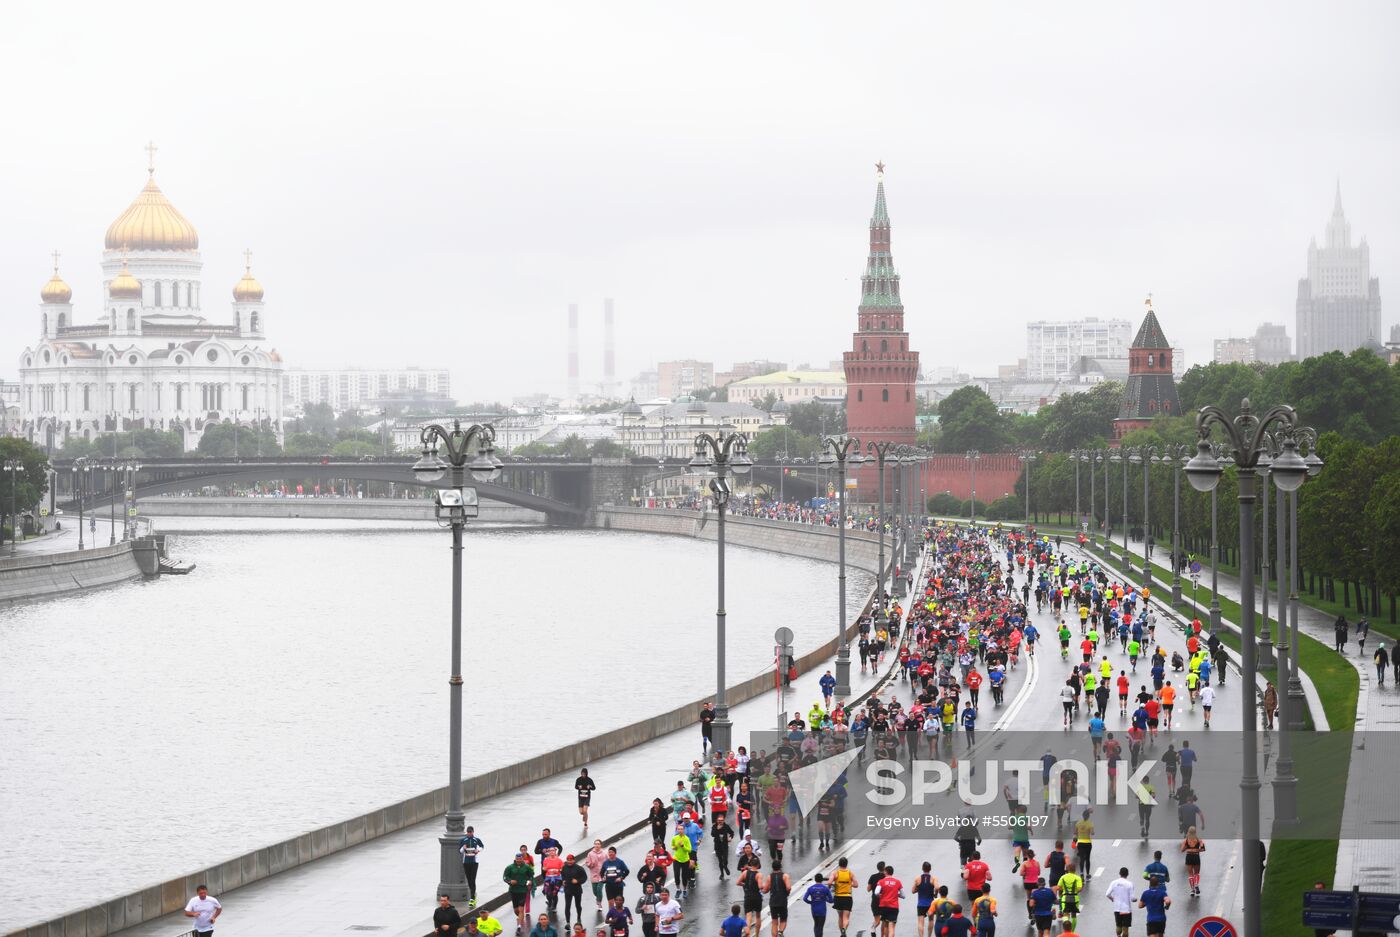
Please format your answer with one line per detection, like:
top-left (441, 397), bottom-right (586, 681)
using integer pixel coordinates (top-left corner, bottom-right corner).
top-left (282, 367), bottom-right (452, 412)
top-left (843, 164), bottom-right (919, 450)
top-left (1253, 322), bottom-right (1293, 364)
top-left (715, 359), bottom-right (787, 387)
top-left (1296, 182), bottom-right (1383, 358)
top-left (655, 360), bottom-right (714, 398)
top-left (1025, 318), bottom-right (1132, 379)
top-left (1113, 298), bottom-right (1182, 443)
top-left (1213, 337), bottom-right (1256, 364)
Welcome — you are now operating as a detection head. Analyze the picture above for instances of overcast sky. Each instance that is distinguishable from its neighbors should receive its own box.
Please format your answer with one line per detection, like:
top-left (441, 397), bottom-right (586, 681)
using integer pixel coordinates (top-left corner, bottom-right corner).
top-left (3, 1), bottom-right (1397, 402)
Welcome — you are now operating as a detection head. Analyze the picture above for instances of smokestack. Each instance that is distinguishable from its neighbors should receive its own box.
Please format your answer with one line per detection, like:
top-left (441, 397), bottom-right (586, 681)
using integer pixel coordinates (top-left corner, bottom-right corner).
top-left (568, 303), bottom-right (580, 398)
top-left (603, 297), bottom-right (616, 396)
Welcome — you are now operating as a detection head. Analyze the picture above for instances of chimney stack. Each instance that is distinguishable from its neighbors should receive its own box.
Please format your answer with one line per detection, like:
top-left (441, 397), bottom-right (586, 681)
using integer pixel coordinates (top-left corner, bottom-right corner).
top-left (603, 297), bottom-right (616, 397)
top-left (568, 303), bottom-right (580, 398)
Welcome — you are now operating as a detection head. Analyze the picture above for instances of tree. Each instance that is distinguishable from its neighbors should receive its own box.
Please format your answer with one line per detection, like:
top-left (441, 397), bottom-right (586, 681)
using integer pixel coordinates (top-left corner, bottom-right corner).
top-left (747, 427), bottom-right (819, 462)
top-left (331, 439), bottom-right (379, 458)
top-left (1037, 382), bottom-right (1123, 451)
top-left (196, 423), bottom-right (281, 457)
top-left (284, 432), bottom-right (335, 456)
top-left (0, 438), bottom-right (50, 540)
top-left (129, 429), bottom-right (186, 458)
top-left (937, 386), bottom-right (1012, 451)
top-left (294, 402), bottom-right (337, 438)
top-left (52, 437), bottom-right (102, 460)
top-left (589, 439), bottom-right (630, 458)
top-left (926, 492), bottom-right (961, 515)
top-left (784, 400), bottom-right (844, 437)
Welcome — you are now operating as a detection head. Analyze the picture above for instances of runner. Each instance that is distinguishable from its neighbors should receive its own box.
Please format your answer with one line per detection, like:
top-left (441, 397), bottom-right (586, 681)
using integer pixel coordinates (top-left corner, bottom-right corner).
top-left (1104, 867), bottom-right (1134, 937)
top-left (1137, 876), bottom-right (1171, 936)
top-left (1054, 860), bottom-right (1084, 932)
top-left (1180, 826), bottom-right (1206, 897)
top-left (872, 864), bottom-right (903, 937)
top-left (913, 863), bottom-right (937, 937)
top-left (803, 874), bottom-right (833, 937)
top-left (575, 769), bottom-right (596, 830)
top-left (960, 852), bottom-right (991, 906)
top-left (765, 860), bottom-right (794, 937)
top-left (831, 857), bottom-right (856, 937)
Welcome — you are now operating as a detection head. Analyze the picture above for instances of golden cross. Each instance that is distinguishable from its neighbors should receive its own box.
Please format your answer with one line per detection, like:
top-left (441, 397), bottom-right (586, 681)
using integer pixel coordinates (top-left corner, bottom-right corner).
top-left (1145, 292), bottom-right (1153, 309)
top-left (244, 248), bottom-right (254, 269)
top-left (51, 249), bottom-right (61, 273)
top-left (145, 140), bottom-right (158, 175)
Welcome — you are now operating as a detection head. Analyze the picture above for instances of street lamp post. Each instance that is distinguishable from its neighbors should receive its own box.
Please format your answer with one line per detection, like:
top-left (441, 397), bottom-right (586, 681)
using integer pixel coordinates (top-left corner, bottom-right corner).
top-left (1158, 445), bottom-right (1191, 608)
top-left (964, 450), bottom-right (980, 523)
top-left (1110, 450), bottom-right (1131, 572)
top-left (1017, 450), bottom-right (1037, 524)
top-left (1072, 449), bottom-right (1082, 535)
top-left (410, 420), bottom-right (502, 904)
top-left (867, 441), bottom-right (900, 608)
top-left (1257, 442), bottom-right (1277, 668)
top-left (1085, 450), bottom-right (1097, 547)
top-left (3, 458), bottom-right (21, 552)
top-left (819, 435), bottom-right (865, 697)
top-left (107, 460), bottom-right (118, 545)
top-left (1131, 446), bottom-right (1158, 585)
top-left (1101, 450), bottom-right (1111, 550)
top-left (1185, 398), bottom-right (1306, 937)
top-left (72, 457), bottom-right (92, 550)
top-left (1287, 429), bottom-right (1322, 727)
top-left (688, 431), bottom-right (754, 755)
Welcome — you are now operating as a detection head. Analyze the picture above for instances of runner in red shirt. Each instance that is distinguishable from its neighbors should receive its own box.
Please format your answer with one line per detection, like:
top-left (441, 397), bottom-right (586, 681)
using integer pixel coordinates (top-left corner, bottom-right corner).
top-left (1080, 638), bottom-right (1095, 664)
top-left (965, 668), bottom-right (984, 707)
top-left (874, 866), bottom-right (903, 937)
top-left (1116, 673), bottom-right (1131, 716)
top-left (961, 851), bottom-right (992, 904)
top-left (1144, 698), bottom-right (1161, 740)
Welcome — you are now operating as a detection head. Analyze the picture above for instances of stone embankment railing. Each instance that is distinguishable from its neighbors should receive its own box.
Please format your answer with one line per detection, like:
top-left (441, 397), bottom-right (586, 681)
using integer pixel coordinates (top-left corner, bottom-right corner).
top-left (0, 537), bottom-right (162, 604)
top-left (2, 511), bottom-right (896, 937)
top-left (137, 495), bottom-right (545, 524)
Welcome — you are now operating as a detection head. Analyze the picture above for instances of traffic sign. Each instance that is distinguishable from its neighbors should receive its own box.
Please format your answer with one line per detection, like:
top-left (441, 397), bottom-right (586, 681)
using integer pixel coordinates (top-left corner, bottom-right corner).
top-left (1189, 917), bottom-right (1237, 937)
top-left (774, 626), bottom-right (795, 646)
top-left (1190, 560), bottom-right (1202, 575)
top-left (127, 508), bottom-right (137, 516)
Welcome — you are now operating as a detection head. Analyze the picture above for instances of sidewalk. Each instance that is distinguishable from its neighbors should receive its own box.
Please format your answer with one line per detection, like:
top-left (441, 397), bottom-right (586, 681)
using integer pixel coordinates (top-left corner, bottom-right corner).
top-left (6, 516), bottom-right (121, 556)
top-left (109, 561), bottom-right (920, 937)
top-left (1091, 535), bottom-right (1400, 891)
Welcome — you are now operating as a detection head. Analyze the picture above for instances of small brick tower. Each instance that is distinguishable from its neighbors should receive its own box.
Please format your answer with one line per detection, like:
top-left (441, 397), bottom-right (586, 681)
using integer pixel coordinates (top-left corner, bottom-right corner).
top-left (1113, 296), bottom-right (1182, 442)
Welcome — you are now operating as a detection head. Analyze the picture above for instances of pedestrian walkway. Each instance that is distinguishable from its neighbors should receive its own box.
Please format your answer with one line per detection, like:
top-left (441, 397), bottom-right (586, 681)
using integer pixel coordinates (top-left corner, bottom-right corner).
top-left (6, 516), bottom-right (121, 555)
top-left (110, 563), bottom-right (921, 937)
top-left (1089, 537), bottom-right (1400, 893)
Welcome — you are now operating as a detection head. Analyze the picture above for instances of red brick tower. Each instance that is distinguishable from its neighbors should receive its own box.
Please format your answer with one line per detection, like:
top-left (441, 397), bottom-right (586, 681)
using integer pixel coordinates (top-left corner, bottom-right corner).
top-left (843, 164), bottom-right (919, 461)
top-left (1112, 297), bottom-right (1182, 443)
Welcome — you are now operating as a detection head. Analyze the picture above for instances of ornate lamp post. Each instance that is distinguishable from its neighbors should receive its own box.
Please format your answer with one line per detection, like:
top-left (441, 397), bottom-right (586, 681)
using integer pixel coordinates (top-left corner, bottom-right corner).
top-left (411, 420), bottom-right (502, 903)
top-left (1129, 446), bottom-right (1159, 585)
top-left (1156, 445), bottom-right (1192, 607)
top-left (687, 431), bottom-right (754, 755)
top-left (867, 441), bottom-right (900, 606)
top-left (964, 450), bottom-right (981, 523)
top-left (1099, 449), bottom-right (1112, 550)
top-left (72, 457), bottom-right (93, 550)
top-left (1017, 450), bottom-right (1037, 524)
top-left (1110, 449), bottom-right (1131, 572)
top-left (1286, 429), bottom-right (1322, 727)
top-left (3, 458), bottom-right (21, 553)
top-left (1184, 398), bottom-right (1305, 937)
top-left (1257, 441), bottom-right (1278, 668)
top-left (818, 435), bottom-right (864, 696)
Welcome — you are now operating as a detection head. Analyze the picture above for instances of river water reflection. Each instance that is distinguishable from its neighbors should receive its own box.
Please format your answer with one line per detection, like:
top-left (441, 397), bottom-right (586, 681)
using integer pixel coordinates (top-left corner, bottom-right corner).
top-left (0, 518), bottom-right (872, 930)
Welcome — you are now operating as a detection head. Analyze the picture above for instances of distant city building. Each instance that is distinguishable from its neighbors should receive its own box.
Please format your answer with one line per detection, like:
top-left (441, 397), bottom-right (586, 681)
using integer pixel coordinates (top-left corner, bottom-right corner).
top-left (1213, 336), bottom-right (1256, 364)
top-left (283, 367), bottom-right (452, 412)
top-left (1025, 318), bottom-right (1132, 380)
top-left (617, 399), bottom-right (782, 460)
top-left (18, 150), bottom-right (284, 453)
top-left (1296, 182), bottom-right (1383, 358)
top-left (727, 369), bottom-right (846, 405)
top-left (843, 165), bottom-right (919, 452)
top-left (1253, 322), bottom-right (1293, 364)
top-left (1113, 298), bottom-right (1182, 443)
top-left (1, 379), bottom-right (20, 435)
top-left (714, 359), bottom-right (787, 388)
top-left (655, 360), bottom-right (714, 398)
top-left (628, 370), bottom-right (659, 401)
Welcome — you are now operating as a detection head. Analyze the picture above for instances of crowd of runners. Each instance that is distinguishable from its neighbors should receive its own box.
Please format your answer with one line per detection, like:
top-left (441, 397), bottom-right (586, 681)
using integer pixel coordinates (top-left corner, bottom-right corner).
top-left (436, 519), bottom-right (1234, 937)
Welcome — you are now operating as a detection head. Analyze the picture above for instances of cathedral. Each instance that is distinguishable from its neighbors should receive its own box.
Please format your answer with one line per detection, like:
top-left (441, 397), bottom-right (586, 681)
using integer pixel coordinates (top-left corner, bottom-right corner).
top-left (17, 147), bottom-right (285, 453)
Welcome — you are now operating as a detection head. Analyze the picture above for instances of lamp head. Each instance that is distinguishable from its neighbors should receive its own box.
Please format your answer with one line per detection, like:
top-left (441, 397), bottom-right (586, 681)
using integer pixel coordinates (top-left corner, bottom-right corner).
top-left (816, 447), bottom-right (837, 469)
top-left (728, 439), bottom-right (753, 476)
top-left (412, 446), bottom-right (447, 483)
top-left (1304, 449), bottom-right (1324, 477)
top-left (1270, 437), bottom-right (1308, 492)
top-left (687, 440), bottom-right (713, 474)
top-left (1184, 439), bottom-right (1223, 493)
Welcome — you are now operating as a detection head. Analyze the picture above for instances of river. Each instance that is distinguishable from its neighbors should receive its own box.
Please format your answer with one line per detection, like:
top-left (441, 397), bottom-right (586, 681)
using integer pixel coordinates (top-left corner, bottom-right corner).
top-left (0, 518), bottom-right (872, 930)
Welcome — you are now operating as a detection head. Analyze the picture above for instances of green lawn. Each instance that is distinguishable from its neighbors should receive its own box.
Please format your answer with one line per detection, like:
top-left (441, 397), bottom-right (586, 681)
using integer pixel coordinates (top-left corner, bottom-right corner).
top-left (1069, 536), bottom-right (1359, 937)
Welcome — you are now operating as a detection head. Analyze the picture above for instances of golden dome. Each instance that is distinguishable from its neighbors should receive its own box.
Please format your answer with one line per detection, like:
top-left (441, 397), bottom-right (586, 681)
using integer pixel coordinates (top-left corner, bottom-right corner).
top-left (108, 259), bottom-right (143, 299)
top-left (233, 265), bottom-right (264, 302)
top-left (104, 172), bottom-right (199, 251)
top-left (40, 264), bottom-right (72, 304)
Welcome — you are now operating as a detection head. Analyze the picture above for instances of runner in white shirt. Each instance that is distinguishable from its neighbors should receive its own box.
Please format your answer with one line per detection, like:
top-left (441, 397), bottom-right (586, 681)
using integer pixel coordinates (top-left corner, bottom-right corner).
top-left (1199, 685), bottom-right (1216, 728)
top-left (1104, 868), bottom-right (1135, 937)
top-left (184, 885), bottom-right (222, 935)
top-left (655, 889), bottom-right (684, 936)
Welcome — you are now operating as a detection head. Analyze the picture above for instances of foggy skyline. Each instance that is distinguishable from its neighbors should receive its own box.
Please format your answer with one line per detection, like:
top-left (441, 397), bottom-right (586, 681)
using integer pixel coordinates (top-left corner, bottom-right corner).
top-left (3, 1), bottom-right (1397, 402)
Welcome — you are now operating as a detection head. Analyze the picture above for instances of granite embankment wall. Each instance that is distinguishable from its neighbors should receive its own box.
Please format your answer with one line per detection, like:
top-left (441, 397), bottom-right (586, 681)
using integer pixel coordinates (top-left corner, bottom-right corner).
top-left (137, 496), bottom-right (546, 524)
top-left (3, 512), bottom-right (897, 937)
top-left (0, 539), bottom-right (159, 604)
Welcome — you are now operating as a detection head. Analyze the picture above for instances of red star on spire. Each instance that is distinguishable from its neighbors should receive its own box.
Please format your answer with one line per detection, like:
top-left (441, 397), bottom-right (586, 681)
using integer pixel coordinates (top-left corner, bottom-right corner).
top-left (875, 161), bottom-right (885, 175)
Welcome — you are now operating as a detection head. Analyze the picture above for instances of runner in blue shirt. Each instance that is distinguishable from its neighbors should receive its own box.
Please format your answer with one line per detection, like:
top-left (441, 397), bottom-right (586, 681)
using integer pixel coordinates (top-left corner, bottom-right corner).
top-left (802, 874), bottom-right (834, 937)
top-left (720, 905), bottom-right (747, 937)
top-left (1137, 877), bottom-right (1171, 935)
top-left (1142, 851), bottom-right (1170, 886)
top-left (1087, 716), bottom-right (1106, 760)
top-left (1028, 879), bottom-right (1057, 936)
top-left (961, 702), bottom-right (979, 746)
top-left (819, 671), bottom-right (837, 708)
